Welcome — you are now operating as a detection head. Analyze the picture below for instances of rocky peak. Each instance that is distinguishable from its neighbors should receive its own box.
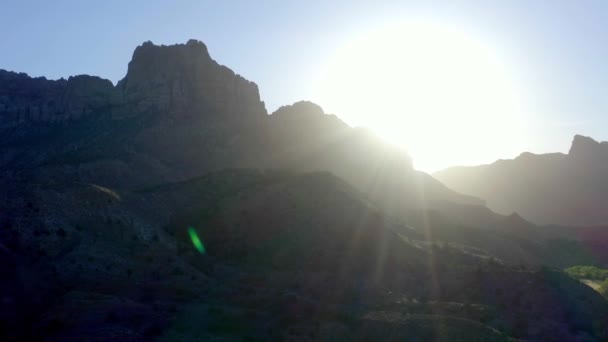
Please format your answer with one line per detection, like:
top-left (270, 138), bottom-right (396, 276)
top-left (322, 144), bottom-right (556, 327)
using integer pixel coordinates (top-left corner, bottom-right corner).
top-left (569, 135), bottom-right (598, 154)
top-left (272, 101), bottom-right (325, 118)
top-left (504, 212), bottom-right (529, 226)
top-left (270, 101), bottom-right (349, 134)
top-left (118, 40), bottom-right (267, 120)
top-left (568, 134), bottom-right (608, 161)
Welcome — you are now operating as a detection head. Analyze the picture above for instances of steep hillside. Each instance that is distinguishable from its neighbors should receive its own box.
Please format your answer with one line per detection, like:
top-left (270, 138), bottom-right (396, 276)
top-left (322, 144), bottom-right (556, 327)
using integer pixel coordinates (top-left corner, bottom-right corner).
top-left (3, 169), bottom-right (607, 340)
top-left (400, 202), bottom-right (608, 269)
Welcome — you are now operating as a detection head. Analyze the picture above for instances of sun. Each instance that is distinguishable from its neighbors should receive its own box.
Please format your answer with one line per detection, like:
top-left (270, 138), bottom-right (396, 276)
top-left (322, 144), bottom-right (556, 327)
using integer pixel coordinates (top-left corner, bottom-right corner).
top-left (314, 20), bottom-right (527, 172)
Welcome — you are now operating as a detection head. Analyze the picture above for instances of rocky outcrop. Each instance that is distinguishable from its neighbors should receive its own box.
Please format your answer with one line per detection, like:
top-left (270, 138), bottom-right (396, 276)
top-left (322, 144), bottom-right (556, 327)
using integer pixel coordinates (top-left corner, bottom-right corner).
top-left (269, 101), bottom-right (350, 140)
top-left (568, 134), bottom-right (608, 162)
top-left (0, 70), bottom-right (119, 125)
top-left (117, 40), bottom-right (266, 120)
top-left (272, 101), bottom-right (326, 118)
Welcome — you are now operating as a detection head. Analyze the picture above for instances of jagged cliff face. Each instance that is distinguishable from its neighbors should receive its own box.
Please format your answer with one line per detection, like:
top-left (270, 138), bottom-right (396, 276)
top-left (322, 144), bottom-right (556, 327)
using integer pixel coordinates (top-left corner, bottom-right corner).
top-left (0, 40), bottom-right (271, 185)
top-left (568, 134), bottom-right (608, 165)
top-left (0, 40), bottom-right (266, 127)
top-left (435, 135), bottom-right (608, 225)
top-left (0, 71), bottom-right (118, 125)
top-left (117, 40), bottom-right (266, 120)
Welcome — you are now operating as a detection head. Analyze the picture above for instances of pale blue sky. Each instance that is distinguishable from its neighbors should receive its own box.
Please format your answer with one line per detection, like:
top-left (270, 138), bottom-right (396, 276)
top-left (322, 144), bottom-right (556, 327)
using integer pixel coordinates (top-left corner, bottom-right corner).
top-left (2, 0), bottom-right (608, 168)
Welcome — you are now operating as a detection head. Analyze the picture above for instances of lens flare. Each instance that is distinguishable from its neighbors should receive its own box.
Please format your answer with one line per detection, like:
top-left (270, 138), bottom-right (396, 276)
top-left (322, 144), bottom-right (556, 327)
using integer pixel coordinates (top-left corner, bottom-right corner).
top-left (188, 227), bottom-right (206, 254)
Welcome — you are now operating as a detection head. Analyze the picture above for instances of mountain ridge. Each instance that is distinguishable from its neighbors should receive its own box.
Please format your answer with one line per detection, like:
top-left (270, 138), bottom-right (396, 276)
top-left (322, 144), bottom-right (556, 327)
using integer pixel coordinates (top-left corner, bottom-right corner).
top-left (0, 40), bottom-right (266, 127)
top-left (0, 39), bottom-right (482, 209)
top-left (435, 134), bottom-right (608, 225)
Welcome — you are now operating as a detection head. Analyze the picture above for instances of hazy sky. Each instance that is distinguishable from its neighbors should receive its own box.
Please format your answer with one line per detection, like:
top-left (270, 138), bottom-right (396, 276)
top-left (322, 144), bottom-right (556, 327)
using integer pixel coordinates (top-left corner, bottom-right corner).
top-left (2, 0), bottom-right (608, 170)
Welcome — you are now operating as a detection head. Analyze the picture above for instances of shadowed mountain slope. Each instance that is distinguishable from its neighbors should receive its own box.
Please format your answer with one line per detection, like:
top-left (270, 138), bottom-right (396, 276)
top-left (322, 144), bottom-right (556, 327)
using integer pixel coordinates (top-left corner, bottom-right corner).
top-left (435, 135), bottom-right (608, 226)
top-left (3, 169), bottom-right (607, 340)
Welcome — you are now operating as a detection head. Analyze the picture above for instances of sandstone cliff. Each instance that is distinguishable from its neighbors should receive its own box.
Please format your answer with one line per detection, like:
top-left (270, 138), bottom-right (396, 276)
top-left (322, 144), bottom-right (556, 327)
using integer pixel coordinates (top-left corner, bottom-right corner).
top-left (0, 40), bottom-right (266, 126)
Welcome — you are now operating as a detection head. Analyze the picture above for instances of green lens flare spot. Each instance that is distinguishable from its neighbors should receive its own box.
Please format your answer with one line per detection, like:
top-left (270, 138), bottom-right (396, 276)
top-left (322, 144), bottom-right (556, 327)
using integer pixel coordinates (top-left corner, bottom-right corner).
top-left (188, 227), bottom-right (206, 254)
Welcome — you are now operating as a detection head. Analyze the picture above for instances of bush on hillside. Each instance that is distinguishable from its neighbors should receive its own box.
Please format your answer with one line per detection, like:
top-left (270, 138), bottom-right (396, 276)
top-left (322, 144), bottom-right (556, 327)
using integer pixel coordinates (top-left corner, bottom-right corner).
top-left (564, 266), bottom-right (608, 281)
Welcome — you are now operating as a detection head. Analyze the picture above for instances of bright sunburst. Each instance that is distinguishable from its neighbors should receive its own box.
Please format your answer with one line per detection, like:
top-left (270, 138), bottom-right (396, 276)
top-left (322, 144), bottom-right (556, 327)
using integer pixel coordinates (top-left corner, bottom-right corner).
top-left (314, 20), bottom-right (528, 172)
